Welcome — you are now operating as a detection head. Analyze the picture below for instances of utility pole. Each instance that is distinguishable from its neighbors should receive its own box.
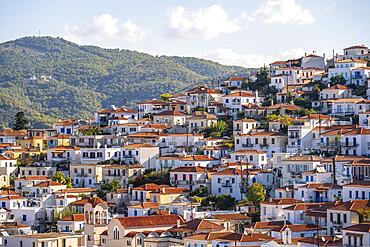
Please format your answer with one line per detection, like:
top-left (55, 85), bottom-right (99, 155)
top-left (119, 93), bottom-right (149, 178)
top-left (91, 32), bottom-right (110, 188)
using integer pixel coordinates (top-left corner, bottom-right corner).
top-left (240, 159), bottom-right (243, 201)
top-left (316, 216), bottom-right (320, 247)
top-left (332, 155), bottom-right (337, 184)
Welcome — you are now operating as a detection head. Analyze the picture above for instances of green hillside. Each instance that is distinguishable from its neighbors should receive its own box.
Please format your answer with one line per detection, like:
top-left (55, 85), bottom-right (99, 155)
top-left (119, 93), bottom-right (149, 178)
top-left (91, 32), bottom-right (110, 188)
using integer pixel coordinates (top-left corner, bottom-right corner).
top-left (0, 36), bottom-right (249, 127)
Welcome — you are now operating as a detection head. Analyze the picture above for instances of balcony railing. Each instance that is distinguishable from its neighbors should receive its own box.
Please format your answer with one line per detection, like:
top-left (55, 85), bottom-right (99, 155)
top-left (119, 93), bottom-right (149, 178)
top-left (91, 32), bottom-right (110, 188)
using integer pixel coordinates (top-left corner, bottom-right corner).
top-left (242, 144), bottom-right (253, 147)
top-left (319, 142), bottom-right (359, 148)
top-left (288, 135), bottom-right (299, 139)
top-left (221, 183), bottom-right (232, 187)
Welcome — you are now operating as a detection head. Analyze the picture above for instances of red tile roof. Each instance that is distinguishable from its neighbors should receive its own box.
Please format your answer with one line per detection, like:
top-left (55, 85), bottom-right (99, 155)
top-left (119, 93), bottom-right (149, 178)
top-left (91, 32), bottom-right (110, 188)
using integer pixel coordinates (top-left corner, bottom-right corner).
top-left (169, 218), bottom-right (224, 233)
top-left (117, 214), bottom-right (184, 228)
top-left (260, 198), bottom-right (302, 205)
top-left (328, 200), bottom-right (370, 211)
top-left (60, 214), bottom-right (84, 222)
top-left (153, 110), bottom-right (186, 116)
top-left (343, 223), bottom-right (370, 232)
top-left (170, 166), bottom-right (207, 173)
top-left (211, 213), bottom-right (250, 221)
top-left (34, 181), bottom-right (65, 187)
top-left (224, 91), bottom-right (255, 98)
top-left (70, 197), bottom-right (108, 207)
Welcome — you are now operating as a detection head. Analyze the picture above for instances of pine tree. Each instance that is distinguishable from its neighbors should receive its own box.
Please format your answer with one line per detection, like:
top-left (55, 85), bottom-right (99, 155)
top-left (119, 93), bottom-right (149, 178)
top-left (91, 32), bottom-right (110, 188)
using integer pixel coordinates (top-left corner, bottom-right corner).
top-left (13, 111), bottom-right (29, 130)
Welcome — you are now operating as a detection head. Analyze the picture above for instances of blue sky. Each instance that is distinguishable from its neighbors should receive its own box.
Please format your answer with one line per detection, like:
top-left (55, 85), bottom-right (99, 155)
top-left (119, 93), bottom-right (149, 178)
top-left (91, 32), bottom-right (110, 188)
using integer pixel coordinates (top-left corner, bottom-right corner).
top-left (1, 0), bottom-right (369, 67)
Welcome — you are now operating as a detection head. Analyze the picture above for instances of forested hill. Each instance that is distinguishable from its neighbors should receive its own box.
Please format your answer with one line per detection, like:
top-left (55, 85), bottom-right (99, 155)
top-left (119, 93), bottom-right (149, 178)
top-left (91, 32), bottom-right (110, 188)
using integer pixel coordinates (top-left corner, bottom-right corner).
top-left (0, 36), bottom-right (250, 127)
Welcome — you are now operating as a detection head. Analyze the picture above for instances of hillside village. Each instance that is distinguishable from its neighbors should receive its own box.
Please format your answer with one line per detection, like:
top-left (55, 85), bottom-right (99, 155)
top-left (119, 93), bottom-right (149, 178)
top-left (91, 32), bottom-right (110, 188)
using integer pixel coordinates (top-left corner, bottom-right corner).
top-left (0, 44), bottom-right (370, 247)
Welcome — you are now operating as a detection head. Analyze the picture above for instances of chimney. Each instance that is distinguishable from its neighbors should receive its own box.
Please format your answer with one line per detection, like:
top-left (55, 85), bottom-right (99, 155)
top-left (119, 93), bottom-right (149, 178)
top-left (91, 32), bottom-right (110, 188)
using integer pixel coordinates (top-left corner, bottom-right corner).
top-left (161, 187), bottom-right (166, 193)
top-left (177, 218), bottom-right (181, 227)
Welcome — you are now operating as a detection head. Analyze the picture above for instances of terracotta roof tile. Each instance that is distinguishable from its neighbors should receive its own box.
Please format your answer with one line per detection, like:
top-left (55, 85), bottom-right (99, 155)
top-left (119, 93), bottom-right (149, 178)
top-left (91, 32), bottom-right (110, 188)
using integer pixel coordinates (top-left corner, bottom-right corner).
top-left (60, 214), bottom-right (84, 222)
top-left (117, 214), bottom-right (184, 228)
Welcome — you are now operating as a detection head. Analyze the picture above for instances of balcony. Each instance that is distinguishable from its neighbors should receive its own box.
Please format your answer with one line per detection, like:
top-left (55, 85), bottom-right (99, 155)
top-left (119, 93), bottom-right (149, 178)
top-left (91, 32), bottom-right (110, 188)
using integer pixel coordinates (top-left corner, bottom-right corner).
top-left (121, 154), bottom-right (135, 158)
top-left (287, 145), bottom-right (301, 149)
top-left (74, 173), bottom-right (89, 177)
top-left (242, 143), bottom-right (254, 147)
top-left (288, 135), bottom-right (299, 139)
top-left (195, 179), bottom-right (207, 184)
top-left (221, 183), bottom-right (232, 187)
top-left (260, 144), bottom-right (269, 148)
top-left (331, 221), bottom-right (343, 226)
top-left (319, 142), bottom-right (358, 148)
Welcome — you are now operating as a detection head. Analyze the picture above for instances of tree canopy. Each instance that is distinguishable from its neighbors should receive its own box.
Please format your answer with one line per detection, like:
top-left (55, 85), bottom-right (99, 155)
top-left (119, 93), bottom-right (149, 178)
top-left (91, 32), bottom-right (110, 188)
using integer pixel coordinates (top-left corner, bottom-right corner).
top-left (246, 183), bottom-right (266, 208)
top-left (13, 111), bottom-right (29, 130)
top-left (0, 36), bottom-right (251, 127)
top-left (51, 171), bottom-right (73, 188)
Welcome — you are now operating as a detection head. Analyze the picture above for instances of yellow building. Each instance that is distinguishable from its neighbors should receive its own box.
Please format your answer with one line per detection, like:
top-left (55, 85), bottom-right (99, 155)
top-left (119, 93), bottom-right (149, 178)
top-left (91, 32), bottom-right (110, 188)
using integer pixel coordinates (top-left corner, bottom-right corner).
top-left (17, 136), bottom-right (48, 151)
top-left (47, 134), bottom-right (70, 148)
top-left (149, 186), bottom-right (188, 204)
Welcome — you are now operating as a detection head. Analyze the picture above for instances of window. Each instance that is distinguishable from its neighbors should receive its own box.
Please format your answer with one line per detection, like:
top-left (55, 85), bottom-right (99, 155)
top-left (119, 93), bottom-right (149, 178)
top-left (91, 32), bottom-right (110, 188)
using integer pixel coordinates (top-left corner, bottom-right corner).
top-left (113, 227), bottom-right (120, 239)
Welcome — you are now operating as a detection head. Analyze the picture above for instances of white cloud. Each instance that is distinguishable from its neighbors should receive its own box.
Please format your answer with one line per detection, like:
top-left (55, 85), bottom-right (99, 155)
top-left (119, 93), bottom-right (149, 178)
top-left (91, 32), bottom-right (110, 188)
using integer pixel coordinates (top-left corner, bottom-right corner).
top-left (65, 14), bottom-right (146, 43)
top-left (249, 0), bottom-right (314, 25)
top-left (202, 49), bottom-right (273, 68)
top-left (202, 47), bottom-right (308, 68)
top-left (281, 47), bottom-right (306, 60)
top-left (165, 5), bottom-right (241, 40)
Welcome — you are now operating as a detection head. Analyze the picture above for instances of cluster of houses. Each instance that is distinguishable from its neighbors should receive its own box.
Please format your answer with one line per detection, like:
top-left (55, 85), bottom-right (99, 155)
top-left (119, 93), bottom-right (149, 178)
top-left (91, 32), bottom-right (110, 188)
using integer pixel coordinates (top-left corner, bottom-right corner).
top-left (0, 44), bottom-right (369, 247)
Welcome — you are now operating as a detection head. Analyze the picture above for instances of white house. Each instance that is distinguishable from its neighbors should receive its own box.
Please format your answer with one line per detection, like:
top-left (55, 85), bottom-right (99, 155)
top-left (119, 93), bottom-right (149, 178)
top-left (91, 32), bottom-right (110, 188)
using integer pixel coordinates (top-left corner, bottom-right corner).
top-left (328, 58), bottom-right (368, 84)
top-left (260, 198), bottom-right (302, 222)
top-left (233, 119), bottom-right (257, 135)
top-left (121, 143), bottom-right (159, 169)
top-left (342, 181), bottom-right (370, 202)
top-left (152, 110), bottom-right (186, 127)
top-left (80, 146), bottom-right (121, 164)
top-left (326, 200), bottom-right (370, 236)
top-left (234, 131), bottom-right (287, 157)
top-left (228, 150), bottom-right (267, 169)
top-left (223, 91), bottom-right (259, 117)
top-left (342, 223), bottom-right (370, 247)
top-left (57, 213), bottom-right (85, 233)
top-left (320, 84), bottom-right (352, 100)
top-left (340, 44), bottom-right (369, 60)
top-left (169, 166), bottom-right (209, 190)
top-left (46, 146), bottom-right (81, 164)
